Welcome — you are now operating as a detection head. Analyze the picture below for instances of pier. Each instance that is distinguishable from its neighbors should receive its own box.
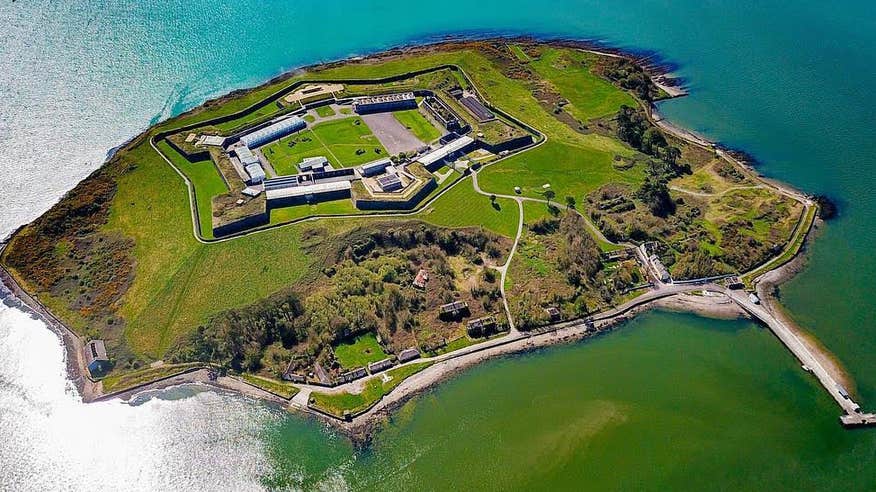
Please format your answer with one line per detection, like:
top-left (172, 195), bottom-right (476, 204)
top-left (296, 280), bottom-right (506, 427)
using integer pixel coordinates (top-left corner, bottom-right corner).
top-left (723, 288), bottom-right (876, 427)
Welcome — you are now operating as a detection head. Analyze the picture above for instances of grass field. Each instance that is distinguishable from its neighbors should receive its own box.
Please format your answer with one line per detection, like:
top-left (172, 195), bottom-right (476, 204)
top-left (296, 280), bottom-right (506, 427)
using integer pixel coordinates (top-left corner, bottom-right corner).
top-left (420, 177), bottom-right (519, 238)
top-left (528, 48), bottom-right (637, 121)
top-left (263, 117), bottom-right (387, 173)
top-left (309, 362), bottom-right (432, 417)
top-left (156, 141), bottom-right (226, 239)
top-left (392, 109), bottom-right (442, 143)
top-left (314, 105), bottom-right (335, 117)
top-left (332, 333), bottom-right (389, 369)
top-left (478, 139), bottom-right (642, 204)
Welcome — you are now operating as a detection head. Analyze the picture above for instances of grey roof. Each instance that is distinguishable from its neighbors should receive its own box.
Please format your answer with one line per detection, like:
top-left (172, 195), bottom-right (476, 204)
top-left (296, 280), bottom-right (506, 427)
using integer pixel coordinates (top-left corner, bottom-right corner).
top-left (245, 163), bottom-right (266, 181)
top-left (85, 340), bottom-right (108, 364)
top-left (265, 180), bottom-right (351, 201)
top-left (298, 156), bottom-right (330, 171)
top-left (398, 348), bottom-right (420, 362)
top-left (417, 136), bottom-right (474, 166)
top-left (359, 158), bottom-right (392, 176)
top-left (376, 173), bottom-right (402, 191)
top-left (240, 116), bottom-right (306, 148)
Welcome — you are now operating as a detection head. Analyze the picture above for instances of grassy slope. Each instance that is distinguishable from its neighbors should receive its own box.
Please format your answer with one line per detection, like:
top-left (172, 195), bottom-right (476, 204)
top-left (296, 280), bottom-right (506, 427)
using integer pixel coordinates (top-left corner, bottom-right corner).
top-left (421, 176), bottom-right (519, 238)
top-left (528, 47), bottom-right (636, 121)
top-left (392, 109), bottom-right (442, 143)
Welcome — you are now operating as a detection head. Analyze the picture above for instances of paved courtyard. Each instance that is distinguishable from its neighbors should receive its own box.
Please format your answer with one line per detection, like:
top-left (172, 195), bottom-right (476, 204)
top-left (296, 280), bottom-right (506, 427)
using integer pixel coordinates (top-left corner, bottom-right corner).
top-left (361, 112), bottom-right (424, 155)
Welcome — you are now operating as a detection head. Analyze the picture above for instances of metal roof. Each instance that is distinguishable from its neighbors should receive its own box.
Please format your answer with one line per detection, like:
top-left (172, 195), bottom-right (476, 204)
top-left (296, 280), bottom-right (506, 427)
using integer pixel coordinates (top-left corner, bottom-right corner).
top-left (265, 180), bottom-right (351, 200)
top-left (417, 136), bottom-right (474, 166)
top-left (240, 116), bottom-right (306, 148)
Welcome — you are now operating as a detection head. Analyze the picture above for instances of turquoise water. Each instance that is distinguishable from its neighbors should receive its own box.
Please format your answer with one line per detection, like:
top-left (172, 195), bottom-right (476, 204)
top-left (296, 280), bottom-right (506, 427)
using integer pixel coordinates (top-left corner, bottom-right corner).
top-left (2, 0), bottom-right (876, 489)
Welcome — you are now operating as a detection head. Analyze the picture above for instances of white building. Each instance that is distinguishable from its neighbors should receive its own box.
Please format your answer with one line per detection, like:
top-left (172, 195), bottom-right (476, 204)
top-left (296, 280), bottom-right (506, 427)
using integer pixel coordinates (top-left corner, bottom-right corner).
top-left (245, 163), bottom-right (266, 183)
top-left (240, 116), bottom-right (306, 148)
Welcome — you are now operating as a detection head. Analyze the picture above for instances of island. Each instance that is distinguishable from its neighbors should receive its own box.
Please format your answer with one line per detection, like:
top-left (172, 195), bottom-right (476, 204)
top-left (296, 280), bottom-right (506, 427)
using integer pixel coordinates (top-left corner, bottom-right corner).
top-left (1, 38), bottom-right (871, 438)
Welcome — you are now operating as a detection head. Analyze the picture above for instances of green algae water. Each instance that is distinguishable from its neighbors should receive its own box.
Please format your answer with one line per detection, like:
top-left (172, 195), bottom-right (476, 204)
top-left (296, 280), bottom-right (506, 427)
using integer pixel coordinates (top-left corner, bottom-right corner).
top-left (2, 0), bottom-right (876, 490)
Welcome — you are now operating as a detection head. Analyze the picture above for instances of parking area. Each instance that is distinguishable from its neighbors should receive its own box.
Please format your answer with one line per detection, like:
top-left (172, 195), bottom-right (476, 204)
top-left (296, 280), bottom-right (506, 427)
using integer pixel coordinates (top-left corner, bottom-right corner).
top-left (361, 112), bottom-right (425, 155)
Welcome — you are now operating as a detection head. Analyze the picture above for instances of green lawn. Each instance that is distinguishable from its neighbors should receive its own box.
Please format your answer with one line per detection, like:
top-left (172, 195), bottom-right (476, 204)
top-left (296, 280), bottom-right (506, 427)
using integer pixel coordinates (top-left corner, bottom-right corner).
top-left (392, 109), bottom-right (442, 143)
top-left (315, 105), bottom-right (336, 117)
top-left (309, 362), bottom-right (433, 417)
top-left (156, 141), bottom-right (227, 239)
top-left (478, 139), bottom-right (642, 204)
top-left (332, 332), bottom-right (389, 369)
top-left (420, 177), bottom-right (520, 239)
top-left (529, 48), bottom-right (636, 121)
top-left (240, 373), bottom-right (299, 399)
top-left (269, 198), bottom-right (362, 224)
top-left (263, 117), bottom-right (387, 173)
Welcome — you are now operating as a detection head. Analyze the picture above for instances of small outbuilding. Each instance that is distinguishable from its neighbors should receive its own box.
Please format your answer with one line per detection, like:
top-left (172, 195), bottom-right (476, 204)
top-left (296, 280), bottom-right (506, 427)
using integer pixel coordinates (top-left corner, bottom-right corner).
top-left (545, 306), bottom-right (561, 322)
top-left (439, 300), bottom-right (470, 320)
top-left (84, 339), bottom-right (109, 376)
top-left (413, 269), bottom-right (429, 289)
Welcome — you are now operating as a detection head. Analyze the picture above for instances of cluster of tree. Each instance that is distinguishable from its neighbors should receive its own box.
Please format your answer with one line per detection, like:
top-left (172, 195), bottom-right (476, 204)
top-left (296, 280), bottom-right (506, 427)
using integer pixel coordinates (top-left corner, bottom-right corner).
top-left (615, 106), bottom-right (683, 168)
top-left (598, 59), bottom-right (660, 101)
top-left (614, 106), bottom-right (690, 218)
top-left (171, 293), bottom-right (305, 373)
top-left (556, 213), bottom-right (602, 287)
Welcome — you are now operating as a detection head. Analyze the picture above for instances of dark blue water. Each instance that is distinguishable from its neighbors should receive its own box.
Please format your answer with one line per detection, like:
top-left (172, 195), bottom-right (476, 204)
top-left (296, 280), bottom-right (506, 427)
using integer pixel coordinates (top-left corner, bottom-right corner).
top-left (2, 0), bottom-right (876, 489)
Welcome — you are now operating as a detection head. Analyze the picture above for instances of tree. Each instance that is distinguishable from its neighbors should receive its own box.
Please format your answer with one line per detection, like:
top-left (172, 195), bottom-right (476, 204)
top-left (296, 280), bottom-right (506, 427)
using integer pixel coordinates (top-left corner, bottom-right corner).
top-left (544, 189), bottom-right (556, 205)
top-left (565, 196), bottom-right (576, 209)
top-left (636, 177), bottom-right (675, 217)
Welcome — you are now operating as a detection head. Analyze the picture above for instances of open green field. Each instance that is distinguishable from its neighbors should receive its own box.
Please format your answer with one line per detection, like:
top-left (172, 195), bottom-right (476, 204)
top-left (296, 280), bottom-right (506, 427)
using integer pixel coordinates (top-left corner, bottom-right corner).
top-left (263, 117), bottom-right (387, 174)
top-left (478, 139), bottom-right (642, 204)
top-left (156, 141), bottom-right (227, 239)
top-left (314, 105), bottom-right (335, 117)
top-left (332, 333), bottom-right (389, 369)
top-left (420, 177), bottom-right (519, 238)
top-left (528, 47), bottom-right (637, 121)
top-left (392, 109), bottom-right (442, 143)
top-left (310, 362), bottom-right (433, 417)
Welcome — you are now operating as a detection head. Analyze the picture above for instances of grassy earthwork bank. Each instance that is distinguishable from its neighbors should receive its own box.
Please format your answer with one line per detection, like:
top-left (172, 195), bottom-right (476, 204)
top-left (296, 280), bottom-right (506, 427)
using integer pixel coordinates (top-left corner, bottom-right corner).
top-left (100, 362), bottom-right (204, 393)
top-left (239, 373), bottom-right (300, 399)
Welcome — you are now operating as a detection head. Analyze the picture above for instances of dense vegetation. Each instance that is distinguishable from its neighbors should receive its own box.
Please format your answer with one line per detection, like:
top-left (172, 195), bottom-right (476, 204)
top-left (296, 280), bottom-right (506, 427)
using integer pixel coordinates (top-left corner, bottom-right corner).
top-left (509, 209), bottom-right (641, 329)
top-left (171, 223), bottom-right (508, 379)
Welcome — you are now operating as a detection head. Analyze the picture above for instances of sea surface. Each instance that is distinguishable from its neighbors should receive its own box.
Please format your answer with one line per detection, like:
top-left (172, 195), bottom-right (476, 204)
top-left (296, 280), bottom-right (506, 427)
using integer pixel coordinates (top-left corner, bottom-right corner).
top-left (1, 0), bottom-right (875, 490)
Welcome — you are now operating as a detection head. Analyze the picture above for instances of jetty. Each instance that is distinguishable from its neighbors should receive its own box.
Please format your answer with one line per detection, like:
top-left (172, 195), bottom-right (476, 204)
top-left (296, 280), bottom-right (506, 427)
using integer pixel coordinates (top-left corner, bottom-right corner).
top-left (722, 288), bottom-right (876, 427)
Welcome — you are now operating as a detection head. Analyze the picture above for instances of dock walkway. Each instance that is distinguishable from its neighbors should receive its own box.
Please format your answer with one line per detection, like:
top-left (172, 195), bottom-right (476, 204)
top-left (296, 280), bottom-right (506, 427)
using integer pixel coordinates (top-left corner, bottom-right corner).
top-left (723, 288), bottom-right (876, 427)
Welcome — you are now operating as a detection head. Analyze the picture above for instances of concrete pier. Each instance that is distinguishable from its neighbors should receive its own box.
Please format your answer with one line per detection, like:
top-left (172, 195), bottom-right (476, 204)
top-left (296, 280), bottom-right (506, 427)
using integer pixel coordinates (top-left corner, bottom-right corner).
top-left (723, 288), bottom-right (876, 427)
